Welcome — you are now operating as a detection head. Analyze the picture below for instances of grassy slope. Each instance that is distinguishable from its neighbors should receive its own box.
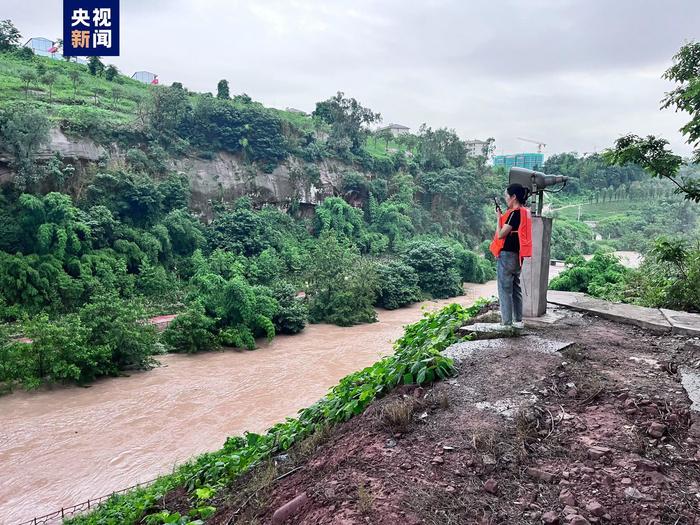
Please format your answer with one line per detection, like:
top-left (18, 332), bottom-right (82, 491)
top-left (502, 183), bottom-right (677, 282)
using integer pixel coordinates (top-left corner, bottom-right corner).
top-left (0, 53), bottom-right (147, 127)
top-left (0, 52), bottom-right (391, 160)
top-left (555, 200), bottom-right (635, 221)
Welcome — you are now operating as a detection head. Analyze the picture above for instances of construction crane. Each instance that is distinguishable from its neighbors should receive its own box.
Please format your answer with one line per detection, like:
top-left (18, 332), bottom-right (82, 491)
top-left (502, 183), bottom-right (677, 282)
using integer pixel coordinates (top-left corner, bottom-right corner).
top-left (516, 137), bottom-right (547, 153)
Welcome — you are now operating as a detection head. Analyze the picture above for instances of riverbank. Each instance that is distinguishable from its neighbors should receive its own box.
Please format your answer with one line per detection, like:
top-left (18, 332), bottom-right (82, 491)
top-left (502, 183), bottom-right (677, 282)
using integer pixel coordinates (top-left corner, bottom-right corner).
top-left (195, 309), bottom-right (700, 524)
top-left (1, 282), bottom-right (496, 523)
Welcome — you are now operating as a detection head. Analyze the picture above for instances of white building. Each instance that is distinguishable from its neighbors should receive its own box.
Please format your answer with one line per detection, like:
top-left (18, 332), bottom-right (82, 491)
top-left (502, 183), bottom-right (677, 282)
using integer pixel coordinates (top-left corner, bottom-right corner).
top-left (377, 123), bottom-right (410, 137)
top-left (23, 37), bottom-right (89, 64)
top-left (465, 139), bottom-right (492, 157)
top-left (132, 71), bottom-right (158, 84)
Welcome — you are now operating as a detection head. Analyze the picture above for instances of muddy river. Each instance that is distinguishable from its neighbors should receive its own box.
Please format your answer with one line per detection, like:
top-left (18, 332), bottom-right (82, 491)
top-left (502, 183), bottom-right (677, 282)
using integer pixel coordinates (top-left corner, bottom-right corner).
top-left (1, 282), bottom-right (507, 523)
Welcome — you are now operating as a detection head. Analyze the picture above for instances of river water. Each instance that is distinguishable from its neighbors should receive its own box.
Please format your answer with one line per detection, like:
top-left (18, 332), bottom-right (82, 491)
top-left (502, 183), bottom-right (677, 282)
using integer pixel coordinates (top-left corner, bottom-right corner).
top-left (1, 282), bottom-right (501, 523)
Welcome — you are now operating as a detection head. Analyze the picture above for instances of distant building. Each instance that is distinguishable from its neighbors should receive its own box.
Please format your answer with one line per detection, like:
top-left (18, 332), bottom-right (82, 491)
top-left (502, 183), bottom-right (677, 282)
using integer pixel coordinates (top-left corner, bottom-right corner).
top-left (24, 37), bottom-right (59, 58)
top-left (23, 38), bottom-right (90, 63)
top-left (132, 71), bottom-right (158, 84)
top-left (465, 139), bottom-right (491, 157)
top-left (285, 107), bottom-right (307, 115)
top-left (377, 123), bottom-right (410, 137)
top-left (493, 152), bottom-right (544, 171)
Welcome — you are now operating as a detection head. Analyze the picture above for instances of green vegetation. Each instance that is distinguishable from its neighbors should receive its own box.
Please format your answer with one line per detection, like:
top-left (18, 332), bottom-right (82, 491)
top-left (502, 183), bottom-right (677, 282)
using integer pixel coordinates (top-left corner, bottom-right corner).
top-left (0, 22), bottom-right (507, 393)
top-left (66, 300), bottom-right (485, 525)
top-left (551, 239), bottom-right (700, 312)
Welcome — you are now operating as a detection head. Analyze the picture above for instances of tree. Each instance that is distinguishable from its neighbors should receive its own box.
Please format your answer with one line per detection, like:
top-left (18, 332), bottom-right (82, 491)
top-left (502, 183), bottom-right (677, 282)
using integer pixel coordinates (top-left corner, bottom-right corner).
top-left (376, 128), bottom-right (393, 150)
top-left (68, 70), bottom-right (81, 97)
top-left (0, 105), bottom-right (51, 182)
top-left (603, 42), bottom-right (700, 203)
top-left (87, 56), bottom-right (104, 76)
top-left (111, 85), bottom-right (122, 104)
top-left (19, 70), bottom-right (36, 99)
top-left (41, 71), bottom-right (57, 102)
top-left (92, 86), bottom-right (104, 105)
top-left (104, 64), bottom-right (118, 81)
top-left (313, 92), bottom-right (381, 154)
top-left (305, 232), bottom-right (378, 326)
top-left (0, 19), bottom-right (21, 51)
top-left (217, 79), bottom-right (230, 99)
top-left (603, 135), bottom-right (693, 201)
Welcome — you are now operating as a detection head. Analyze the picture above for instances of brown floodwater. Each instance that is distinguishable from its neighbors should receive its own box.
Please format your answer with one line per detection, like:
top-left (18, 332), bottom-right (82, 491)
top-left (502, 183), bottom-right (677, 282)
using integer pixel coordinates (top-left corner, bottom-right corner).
top-left (0, 282), bottom-right (501, 524)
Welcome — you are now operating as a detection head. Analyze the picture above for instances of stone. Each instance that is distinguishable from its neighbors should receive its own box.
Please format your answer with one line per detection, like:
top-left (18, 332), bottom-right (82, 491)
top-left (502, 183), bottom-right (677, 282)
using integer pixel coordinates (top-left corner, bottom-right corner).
top-left (458, 322), bottom-right (520, 339)
top-left (587, 446), bottom-right (611, 460)
top-left (621, 477), bottom-right (632, 485)
top-left (559, 489), bottom-right (576, 506)
top-left (633, 458), bottom-right (659, 471)
top-left (542, 511), bottom-right (560, 524)
top-left (527, 467), bottom-right (556, 483)
top-left (568, 516), bottom-right (590, 525)
top-left (648, 422), bottom-right (666, 438)
top-left (624, 487), bottom-right (645, 500)
top-left (586, 501), bottom-right (605, 517)
top-left (484, 478), bottom-right (498, 494)
top-left (562, 505), bottom-right (578, 516)
top-left (272, 493), bottom-right (309, 525)
top-left (431, 456), bottom-right (444, 465)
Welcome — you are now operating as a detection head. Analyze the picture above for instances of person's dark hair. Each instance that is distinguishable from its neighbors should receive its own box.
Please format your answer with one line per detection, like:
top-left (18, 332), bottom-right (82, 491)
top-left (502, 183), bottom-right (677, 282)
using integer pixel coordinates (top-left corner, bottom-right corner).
top-left (506, 183), bottom-right (528, 205)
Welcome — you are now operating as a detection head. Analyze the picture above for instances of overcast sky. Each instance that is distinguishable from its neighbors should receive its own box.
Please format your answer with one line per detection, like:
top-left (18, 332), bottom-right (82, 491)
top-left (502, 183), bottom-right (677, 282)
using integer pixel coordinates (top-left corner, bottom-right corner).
top-left (6, 0), bottom-right (698, 157)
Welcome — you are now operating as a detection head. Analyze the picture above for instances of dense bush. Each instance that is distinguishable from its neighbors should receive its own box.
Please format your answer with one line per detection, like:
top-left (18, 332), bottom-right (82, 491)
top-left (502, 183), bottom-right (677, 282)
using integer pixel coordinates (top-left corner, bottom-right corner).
top-left (453, 245), bottom-right (495, 284)
top-left (374, 259), bottom-right (422, 309)
top-left (549, 252), bottom-right (629, 299)
top-left (271, 281), bottom-right (308, 334)
top-left (306, 232), bottom-right (378, 326)
top-left (402, 238), bottom-right (463, 298)
top-left (629, 239), bottom-right (700, 311)
top-left (0, 295), bottom-right (156, 389)
top-left (161, 303), bottom-right (216, 354)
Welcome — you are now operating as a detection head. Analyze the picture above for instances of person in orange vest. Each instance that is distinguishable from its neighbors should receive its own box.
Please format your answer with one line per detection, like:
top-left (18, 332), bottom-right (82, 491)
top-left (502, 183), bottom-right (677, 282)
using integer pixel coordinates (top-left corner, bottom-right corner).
top-left (489, 184), bottom-right (533, 329)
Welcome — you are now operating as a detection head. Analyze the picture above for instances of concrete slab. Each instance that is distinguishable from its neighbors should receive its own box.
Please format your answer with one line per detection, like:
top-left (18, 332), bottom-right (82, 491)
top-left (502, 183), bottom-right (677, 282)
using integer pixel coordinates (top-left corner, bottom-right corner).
top-left (547, 291), bottom-right (672, 333)
top-left (524, 305), bottom-right (572, 327)
top-left (680, 367), bottom-right (700, 413)
top-left (444, 335), bottom-right (574, 363)
top-left (458, 322), bottom-right (520, 339)
top-left (660, 309), bottom-right (700, 337)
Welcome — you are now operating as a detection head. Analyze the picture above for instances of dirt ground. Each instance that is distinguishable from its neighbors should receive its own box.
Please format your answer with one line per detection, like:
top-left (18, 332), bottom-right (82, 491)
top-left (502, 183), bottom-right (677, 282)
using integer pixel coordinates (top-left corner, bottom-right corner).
top-left (165, 309), bottom-right (700, 525)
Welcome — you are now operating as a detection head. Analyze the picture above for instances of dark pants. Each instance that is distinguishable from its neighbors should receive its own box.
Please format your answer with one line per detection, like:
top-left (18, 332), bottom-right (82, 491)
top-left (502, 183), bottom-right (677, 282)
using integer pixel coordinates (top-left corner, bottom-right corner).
top-left (497, 251), bottom-right (522, 325)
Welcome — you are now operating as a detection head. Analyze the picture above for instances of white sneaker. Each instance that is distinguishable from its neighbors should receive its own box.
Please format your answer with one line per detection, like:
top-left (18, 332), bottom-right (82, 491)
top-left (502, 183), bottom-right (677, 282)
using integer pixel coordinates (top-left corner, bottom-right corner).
top-left (513, 321), bottom-right (525, 329)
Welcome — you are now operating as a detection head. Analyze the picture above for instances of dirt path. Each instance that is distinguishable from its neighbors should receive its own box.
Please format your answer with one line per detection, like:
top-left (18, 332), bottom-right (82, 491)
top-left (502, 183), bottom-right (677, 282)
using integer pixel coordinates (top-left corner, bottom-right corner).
top-left (198, 309), bottom-right (700, 524)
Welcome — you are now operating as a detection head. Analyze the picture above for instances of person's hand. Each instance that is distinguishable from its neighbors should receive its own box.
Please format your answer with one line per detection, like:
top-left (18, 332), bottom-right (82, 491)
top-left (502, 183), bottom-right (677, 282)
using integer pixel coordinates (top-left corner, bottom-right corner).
top-left (495, 207), bottom-right (502, 219)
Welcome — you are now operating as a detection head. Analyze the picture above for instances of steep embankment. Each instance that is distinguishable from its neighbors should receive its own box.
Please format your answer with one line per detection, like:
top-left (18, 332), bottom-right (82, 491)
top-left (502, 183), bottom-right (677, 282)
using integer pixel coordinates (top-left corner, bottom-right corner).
top-left (0, 126), bottom-right (359, 215)
top-left (188, 310), bottom-right (700, 524)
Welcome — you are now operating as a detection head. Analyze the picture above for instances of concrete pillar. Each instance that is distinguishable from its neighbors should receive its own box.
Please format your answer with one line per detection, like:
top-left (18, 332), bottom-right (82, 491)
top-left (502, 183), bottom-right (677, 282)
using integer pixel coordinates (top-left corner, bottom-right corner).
top-left (522, 216), bottom-right (552, 317)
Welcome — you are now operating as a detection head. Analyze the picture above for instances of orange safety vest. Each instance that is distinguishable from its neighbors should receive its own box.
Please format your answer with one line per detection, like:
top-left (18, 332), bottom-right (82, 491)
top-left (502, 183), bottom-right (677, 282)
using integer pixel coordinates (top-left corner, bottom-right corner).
top-left (489, 207), bottom-right (533, 265)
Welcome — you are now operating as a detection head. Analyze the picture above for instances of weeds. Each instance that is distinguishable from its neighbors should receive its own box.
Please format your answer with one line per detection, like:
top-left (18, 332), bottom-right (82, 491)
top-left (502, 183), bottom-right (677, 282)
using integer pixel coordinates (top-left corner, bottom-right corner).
top-left (378, 397), bottom-right (419, 433)
top-left (357, 484), bottom-right (373, 515)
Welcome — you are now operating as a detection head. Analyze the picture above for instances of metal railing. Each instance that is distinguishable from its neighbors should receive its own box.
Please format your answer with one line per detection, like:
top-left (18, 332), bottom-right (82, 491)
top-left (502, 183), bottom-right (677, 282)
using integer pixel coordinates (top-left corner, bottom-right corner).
top-left (17, 478), bottom-right (158, 525)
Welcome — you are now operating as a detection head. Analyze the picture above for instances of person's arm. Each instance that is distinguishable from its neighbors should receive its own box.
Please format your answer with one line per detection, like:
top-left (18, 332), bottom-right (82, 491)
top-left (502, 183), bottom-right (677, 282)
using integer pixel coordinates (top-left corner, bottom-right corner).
top-left (497, 223), bottom-right (513, 239)
top-left (497, 210), bottom-right (517, 239)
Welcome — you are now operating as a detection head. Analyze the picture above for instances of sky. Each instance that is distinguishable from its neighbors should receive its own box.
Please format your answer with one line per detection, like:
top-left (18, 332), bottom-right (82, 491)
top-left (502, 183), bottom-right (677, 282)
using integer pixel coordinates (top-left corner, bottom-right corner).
top-left (5, 0), bottom-right (699, 157)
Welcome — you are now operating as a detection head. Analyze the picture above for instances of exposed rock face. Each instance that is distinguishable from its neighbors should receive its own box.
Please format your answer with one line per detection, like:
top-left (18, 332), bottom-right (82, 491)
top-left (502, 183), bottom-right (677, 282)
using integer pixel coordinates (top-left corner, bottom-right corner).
top-left (1, 128), bottom-right (360, 213)
top-left (172, 152), bottom-right (347, 213)
top-left (37, 128), bottom-right (108, 162)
